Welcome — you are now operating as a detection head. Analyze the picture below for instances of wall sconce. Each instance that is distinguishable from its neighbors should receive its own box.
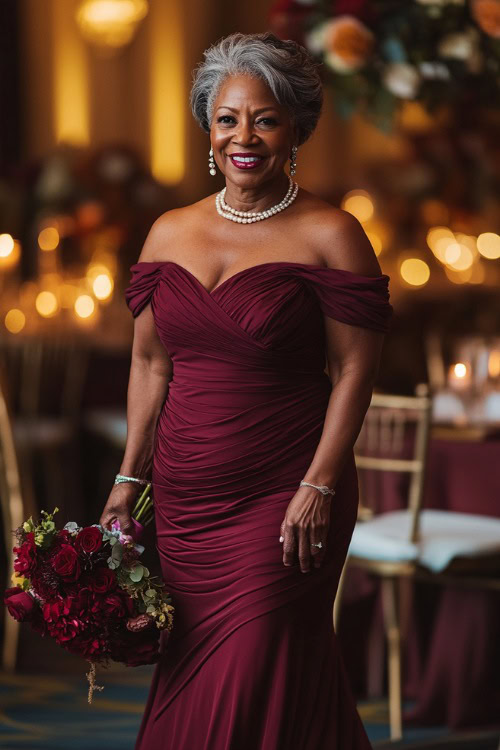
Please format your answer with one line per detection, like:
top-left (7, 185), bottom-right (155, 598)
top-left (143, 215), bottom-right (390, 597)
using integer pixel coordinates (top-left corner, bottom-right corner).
top-left (76, 0), bottom-right (149, 52)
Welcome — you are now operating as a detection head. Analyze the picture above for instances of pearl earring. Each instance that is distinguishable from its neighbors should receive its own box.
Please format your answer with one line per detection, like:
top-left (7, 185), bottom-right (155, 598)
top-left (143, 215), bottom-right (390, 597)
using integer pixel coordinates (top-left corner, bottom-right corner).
top-left (290, 145), bottom-right (297, 177)
top-left (209, 147), bottom-right (216, 176)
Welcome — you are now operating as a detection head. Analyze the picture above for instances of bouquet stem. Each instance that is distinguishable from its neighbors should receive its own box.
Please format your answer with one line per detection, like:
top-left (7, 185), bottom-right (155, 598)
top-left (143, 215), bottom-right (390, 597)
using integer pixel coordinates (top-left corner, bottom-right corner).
top-left (132, 483), bottom-right (154, 524)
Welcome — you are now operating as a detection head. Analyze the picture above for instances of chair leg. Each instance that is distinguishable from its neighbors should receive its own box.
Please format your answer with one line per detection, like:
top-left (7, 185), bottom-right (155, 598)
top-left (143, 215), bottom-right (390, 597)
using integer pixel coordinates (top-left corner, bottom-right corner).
top-left (333, 560), bottom-right (348, 633)
top-left (381, 576), bottom-right (403, 741)
top-left (2, 611), bottom-right (20, 672)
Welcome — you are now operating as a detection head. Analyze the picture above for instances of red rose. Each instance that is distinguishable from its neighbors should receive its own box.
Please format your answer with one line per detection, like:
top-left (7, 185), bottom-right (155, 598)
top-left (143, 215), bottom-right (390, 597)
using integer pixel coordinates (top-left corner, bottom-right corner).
top-left (88, 567), bottom-right (116, 594)
top-left (102, 593), bottom-right (134, 620)
top-left (3, 587), bottom-right (37, 622)
top-left (13, 532), bottom-right (37, 576)
top-left (75, 526), bottom-right (102, 555)
top-left (51, 544), bottom-right (81, 581)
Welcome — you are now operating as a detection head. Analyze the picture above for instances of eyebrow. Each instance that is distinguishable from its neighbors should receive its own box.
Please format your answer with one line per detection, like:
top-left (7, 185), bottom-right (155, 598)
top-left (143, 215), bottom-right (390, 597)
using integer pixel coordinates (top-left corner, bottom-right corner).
top-left (215, 106), bottom-right (279, 115)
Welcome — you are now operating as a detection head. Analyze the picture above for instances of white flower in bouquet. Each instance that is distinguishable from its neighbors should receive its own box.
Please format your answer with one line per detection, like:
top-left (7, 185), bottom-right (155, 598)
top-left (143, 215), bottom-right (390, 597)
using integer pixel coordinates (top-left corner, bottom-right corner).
top-left (438, 29), bottom-right (479, 60)
top-left (418, 61), bottom-right (451, 80)
top-left (382, 62), bottom-right (421, 99)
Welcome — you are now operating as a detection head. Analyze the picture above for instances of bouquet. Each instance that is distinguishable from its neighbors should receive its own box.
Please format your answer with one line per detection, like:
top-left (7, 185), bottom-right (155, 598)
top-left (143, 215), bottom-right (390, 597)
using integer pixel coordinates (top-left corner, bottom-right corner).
top-left (2, 484), bottom-right (174, 703)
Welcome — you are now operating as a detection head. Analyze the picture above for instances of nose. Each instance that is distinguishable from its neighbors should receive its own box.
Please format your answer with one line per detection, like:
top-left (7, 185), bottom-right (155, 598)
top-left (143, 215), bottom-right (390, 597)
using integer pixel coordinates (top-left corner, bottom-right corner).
top-left (233, 119), bottom-right (258, 145)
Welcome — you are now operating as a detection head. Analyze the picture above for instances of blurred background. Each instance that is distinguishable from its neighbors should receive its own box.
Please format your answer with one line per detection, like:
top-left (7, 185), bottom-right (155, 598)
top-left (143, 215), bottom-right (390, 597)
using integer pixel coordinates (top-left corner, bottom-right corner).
top-left (0, 1), bottom-right (499, 748)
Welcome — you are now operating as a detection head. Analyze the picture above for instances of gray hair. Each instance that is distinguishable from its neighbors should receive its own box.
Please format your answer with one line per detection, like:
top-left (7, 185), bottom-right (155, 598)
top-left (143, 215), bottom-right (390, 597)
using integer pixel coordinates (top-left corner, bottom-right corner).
top-left (190, 32), bottom-right (323, 146)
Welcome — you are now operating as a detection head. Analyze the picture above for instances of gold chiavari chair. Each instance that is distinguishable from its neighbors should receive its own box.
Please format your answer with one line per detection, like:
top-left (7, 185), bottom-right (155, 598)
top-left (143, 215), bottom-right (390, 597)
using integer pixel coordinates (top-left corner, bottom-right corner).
top-left (1, 335), bottom-right (88, 521)
top-left (333, 384), bottom-right (500, 741)
top-left (0, 364), bottom-right (33, 672)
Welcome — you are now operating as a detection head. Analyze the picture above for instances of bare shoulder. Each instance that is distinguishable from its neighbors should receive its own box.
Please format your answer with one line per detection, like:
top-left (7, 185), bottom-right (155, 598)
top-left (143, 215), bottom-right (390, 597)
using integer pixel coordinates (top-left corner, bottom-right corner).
top-left (297, 190), bottom-right (382, 276)
top-left (137, 195), bottom-right (215, 263)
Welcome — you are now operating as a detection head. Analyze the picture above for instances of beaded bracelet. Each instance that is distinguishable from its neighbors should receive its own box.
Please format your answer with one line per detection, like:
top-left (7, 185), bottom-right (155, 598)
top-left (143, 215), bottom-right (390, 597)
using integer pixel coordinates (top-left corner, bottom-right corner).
top-left (114, 474), bottom-right (150, 486)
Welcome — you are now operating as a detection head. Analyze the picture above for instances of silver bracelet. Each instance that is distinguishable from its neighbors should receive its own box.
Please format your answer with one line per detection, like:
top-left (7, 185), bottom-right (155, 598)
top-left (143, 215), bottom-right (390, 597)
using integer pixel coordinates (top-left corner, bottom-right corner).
top-left (299, 480), bottom-right (336, 497)
top-left (114, 473), bottom-right (149, 486)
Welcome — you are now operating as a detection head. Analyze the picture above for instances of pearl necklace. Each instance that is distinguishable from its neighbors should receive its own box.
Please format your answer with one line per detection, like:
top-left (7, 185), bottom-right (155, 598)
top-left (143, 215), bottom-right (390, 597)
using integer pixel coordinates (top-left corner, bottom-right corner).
top-left (216, 177), bottom-right (299, 223)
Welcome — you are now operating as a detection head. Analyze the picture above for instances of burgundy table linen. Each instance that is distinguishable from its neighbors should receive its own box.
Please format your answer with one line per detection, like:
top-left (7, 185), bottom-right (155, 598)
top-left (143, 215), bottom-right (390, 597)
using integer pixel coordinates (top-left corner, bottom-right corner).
top-left (124, 260), bottom-right (392, 750)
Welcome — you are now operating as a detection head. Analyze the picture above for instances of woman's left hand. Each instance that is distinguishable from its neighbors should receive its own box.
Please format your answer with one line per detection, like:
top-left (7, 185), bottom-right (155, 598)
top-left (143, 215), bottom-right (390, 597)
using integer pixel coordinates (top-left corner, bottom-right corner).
top-left (279, 485), bottom-right (332, 573)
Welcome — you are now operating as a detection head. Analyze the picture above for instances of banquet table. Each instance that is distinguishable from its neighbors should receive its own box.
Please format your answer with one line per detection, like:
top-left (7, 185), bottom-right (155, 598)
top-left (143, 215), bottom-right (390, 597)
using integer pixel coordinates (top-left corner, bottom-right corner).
top-left (339, 433), bottom-right (500, 729)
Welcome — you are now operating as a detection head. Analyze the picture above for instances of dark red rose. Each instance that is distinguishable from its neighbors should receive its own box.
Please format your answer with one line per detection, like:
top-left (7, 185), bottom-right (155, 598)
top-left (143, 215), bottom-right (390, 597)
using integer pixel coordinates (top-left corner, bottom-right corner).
top-left (75, 526), bottom-right (102, 555)
top-left (268, 0), bottom-right (313, 44)
top-left (88, 567), bottom-right (116, 594)
top-left (51, 544), bottom-right (81, 581)
top-left (42, 596), bottom-right (90, 643)
top-left (102, 592), bottom-right (134, 620)
top-left (13, 532), bottom-right (37, 576)
top-left (3, 587), bottom-right (37, 622)
top-left (123, 635), bottom-right (161, 667)
top-left (65, 635), bottom-right (108, 659)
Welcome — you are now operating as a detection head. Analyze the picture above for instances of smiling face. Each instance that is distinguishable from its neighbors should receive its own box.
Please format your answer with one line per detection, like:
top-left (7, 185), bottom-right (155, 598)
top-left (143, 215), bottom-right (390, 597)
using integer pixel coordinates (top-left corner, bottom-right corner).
top-left (209, 74), bottom-right (297, 187)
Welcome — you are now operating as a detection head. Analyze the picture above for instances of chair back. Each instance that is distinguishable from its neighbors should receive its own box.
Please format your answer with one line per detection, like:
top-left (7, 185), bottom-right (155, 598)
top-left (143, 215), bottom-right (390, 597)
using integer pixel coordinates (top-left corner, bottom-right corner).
top-left (0, 364), bottom-right (25, 671)
top-left (0, 334), bottom-right (88, 423)
top-left (353, 383), bottom-right (432, 543)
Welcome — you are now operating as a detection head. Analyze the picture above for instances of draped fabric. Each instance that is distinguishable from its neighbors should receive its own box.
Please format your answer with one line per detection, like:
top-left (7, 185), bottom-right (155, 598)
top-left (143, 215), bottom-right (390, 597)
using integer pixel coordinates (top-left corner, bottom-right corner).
top-left (125, 260), bottom-right (392, 750)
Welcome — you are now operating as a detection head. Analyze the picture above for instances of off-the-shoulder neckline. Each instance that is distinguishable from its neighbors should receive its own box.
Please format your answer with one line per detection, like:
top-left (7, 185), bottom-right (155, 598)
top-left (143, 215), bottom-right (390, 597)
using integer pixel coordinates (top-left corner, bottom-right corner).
top-left (129, 260), bottom-right (389, 297)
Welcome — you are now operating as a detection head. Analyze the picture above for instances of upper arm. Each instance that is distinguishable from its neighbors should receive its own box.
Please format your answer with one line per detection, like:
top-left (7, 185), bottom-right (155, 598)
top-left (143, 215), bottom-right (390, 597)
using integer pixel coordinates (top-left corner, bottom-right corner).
top-left (316, 208), bottom-right (382, 277)
top-left (131, 213), bottom-right (178, 376)
top-left (315, 208), bottom-right (385, 383)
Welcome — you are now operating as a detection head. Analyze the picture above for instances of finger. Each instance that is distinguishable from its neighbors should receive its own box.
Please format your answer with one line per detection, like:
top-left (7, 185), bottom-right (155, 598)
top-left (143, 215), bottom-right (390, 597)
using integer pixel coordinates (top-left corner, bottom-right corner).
top-left (282, 522), bottom-right (297, 567)
top-left (311, 530), bottom-right (326, 568)
top-left (298, 526), bottom-right (312, 573)
top-left (279, 519), bottom-right (285, 543)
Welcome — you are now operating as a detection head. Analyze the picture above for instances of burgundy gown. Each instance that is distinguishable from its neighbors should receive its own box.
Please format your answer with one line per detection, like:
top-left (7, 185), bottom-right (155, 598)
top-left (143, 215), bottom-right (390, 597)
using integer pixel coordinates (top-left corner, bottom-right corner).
top-left (124, 259), bottom-right (392, 750)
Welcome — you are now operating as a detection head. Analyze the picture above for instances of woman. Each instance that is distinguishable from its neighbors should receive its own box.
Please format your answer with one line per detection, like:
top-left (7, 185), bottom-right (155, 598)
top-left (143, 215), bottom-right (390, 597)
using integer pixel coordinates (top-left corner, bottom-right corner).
top-left (100, 31), bottom-right (392, 750)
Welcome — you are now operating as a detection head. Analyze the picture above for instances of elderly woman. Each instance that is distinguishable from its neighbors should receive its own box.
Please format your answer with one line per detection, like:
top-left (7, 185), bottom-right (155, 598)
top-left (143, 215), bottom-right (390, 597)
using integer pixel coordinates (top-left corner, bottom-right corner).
top-left (100, 31), bottom-right (392, 750)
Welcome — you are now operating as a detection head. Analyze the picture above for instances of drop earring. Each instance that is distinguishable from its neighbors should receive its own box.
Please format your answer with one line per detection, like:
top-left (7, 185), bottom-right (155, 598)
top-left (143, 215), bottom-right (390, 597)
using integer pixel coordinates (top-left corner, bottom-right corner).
top-left (290, 145), bottom-right (297, 177)
top-left (209, 147), bottom-right (217, 176)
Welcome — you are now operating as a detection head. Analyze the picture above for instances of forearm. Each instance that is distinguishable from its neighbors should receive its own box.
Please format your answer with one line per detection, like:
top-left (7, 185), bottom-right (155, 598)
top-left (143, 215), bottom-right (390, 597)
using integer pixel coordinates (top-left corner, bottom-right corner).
top-left (119, 357), bottom-right (171, 480)
top-left (303, 369), bottom-right (374, 488)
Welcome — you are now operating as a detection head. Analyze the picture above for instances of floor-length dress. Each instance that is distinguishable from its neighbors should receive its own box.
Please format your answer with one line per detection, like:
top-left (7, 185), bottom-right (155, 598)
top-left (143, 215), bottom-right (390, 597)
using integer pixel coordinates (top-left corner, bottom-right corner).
top-left (124, 259), bottom-right (392, 750)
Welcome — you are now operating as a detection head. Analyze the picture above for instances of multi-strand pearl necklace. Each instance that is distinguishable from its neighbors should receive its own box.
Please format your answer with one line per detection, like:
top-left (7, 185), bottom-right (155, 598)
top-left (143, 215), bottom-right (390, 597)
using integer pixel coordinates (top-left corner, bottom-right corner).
top-left (215, 176), bottom-right (299, 224)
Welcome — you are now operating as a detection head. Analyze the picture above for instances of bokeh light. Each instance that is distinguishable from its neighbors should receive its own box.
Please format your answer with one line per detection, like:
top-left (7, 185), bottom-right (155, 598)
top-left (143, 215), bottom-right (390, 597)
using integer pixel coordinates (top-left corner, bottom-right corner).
top-left (35, 291), bottom-right (58, 317)
top-left (75, 294), bottom-right (95, 318)
top-left (341, 190), bottom-right (375, 223)
top-left (38, 227), bottom-right (60, 251)
top-left (0, 233), bottom-right (15, 257)
top-left (5, 309), bottom-right (26, 334)
top-left (400, 257), bottom-right (430, 287)
top-left (92, 272), bottom-right (113, 299)
top-left (477, 232), bottom-right (500, 260)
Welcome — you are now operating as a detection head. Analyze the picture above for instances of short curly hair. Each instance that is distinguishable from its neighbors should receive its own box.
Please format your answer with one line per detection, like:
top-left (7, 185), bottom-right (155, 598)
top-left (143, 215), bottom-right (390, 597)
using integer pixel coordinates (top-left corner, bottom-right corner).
top-left (190, 32), bottom-right (323, 146)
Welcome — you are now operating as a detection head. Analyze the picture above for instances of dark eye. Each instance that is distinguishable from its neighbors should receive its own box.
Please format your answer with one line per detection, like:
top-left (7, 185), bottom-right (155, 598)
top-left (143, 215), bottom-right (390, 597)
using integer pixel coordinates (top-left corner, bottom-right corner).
top-left (257, 118), bottom-right (277, 126)
top-left (217, 115), bottom-right (235, 124)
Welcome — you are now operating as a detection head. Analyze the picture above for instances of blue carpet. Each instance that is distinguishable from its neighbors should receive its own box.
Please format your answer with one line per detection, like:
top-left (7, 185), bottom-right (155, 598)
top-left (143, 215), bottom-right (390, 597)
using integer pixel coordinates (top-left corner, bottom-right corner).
top-left (0, 665), bottom-right (456, 750)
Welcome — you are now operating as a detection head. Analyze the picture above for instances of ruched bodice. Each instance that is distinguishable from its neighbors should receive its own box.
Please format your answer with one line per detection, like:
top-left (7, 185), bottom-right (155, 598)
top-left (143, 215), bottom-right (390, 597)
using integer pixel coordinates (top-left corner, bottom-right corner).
top-left (124, 259), bottom-right (392, 750)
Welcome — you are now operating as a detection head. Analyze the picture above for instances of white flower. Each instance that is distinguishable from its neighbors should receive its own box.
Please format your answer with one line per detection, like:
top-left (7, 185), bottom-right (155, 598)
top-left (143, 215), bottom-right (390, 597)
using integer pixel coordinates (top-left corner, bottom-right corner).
top-left (438, 29), bottom-right (478, 60)
top-left (418, 61), bottom-right (450, 80)
top-left (382, 63), bottom-right (421, 99)
top-left (304, 22), bottom-right (327, 56)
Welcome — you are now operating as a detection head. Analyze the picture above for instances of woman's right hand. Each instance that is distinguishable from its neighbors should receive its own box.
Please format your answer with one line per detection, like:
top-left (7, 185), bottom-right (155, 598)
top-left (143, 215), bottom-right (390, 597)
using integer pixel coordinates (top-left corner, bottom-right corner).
top-left (99, 483), bottom-right (139, 534)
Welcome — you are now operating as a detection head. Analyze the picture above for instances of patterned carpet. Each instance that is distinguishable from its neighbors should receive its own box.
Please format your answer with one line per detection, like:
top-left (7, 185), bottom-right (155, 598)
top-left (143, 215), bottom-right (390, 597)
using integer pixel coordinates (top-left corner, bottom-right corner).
top-left (0, 665), bottom-right (497, 750)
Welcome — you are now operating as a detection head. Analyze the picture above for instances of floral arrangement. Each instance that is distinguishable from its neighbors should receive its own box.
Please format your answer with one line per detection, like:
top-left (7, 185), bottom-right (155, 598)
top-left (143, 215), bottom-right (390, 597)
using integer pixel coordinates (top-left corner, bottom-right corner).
top-left (2, 484), bottom-right (174, 703)
top-left (269, 0), bottom-right (500, 130)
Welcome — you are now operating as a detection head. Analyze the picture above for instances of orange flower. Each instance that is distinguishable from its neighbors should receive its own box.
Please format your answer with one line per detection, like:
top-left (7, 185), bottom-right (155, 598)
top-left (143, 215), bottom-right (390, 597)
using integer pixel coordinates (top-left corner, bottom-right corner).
top-left (323, 15), bottom-right (375, 73)
top-left (471, 0), bottom-right (500, 39)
